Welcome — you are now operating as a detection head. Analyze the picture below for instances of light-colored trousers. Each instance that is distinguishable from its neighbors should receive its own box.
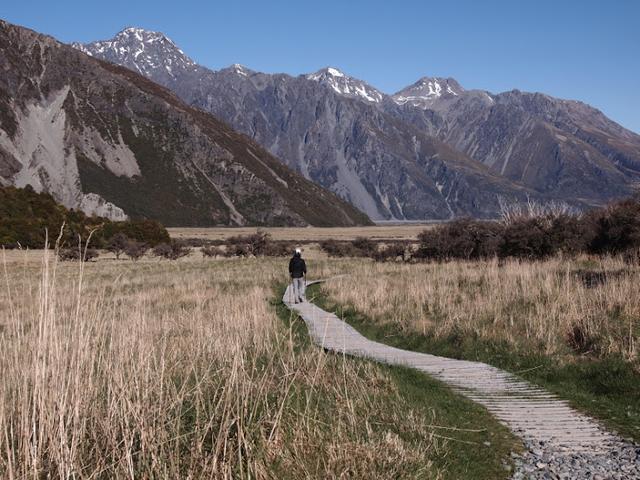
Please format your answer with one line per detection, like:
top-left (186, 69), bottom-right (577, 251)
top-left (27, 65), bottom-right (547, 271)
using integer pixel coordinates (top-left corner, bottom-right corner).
top-left (292, 277), bottom-right (306, 302)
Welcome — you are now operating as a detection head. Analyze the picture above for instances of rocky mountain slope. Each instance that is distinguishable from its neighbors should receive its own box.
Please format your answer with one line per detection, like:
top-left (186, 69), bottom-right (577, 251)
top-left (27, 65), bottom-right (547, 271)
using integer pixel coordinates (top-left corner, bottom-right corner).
top-left (76, 27), bottom-right (640, 220)
top-left (75, 29), bottom-right (534, 220)
top-left (0, 20), bottom-right (370, 227)
top-left (389, 85), bottom-right (640, 205)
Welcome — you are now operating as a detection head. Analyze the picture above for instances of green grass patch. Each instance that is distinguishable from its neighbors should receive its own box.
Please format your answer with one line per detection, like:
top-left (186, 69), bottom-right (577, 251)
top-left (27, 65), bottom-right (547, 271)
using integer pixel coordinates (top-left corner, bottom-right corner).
top-left (308, 284), bottom-right (640, 443)
top-left (274, 283), bottom-right (520, 480)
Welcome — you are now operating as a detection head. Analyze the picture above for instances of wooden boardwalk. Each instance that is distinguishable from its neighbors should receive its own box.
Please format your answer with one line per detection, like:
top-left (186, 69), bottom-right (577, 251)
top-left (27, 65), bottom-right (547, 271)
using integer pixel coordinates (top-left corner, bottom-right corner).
top-left (284, 281), bottom-right (620, 451)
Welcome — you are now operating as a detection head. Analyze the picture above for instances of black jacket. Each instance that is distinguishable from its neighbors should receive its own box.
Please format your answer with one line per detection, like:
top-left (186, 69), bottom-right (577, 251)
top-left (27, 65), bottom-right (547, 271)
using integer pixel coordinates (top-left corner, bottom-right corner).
top-left (289, 256), bottom-right (307, 278)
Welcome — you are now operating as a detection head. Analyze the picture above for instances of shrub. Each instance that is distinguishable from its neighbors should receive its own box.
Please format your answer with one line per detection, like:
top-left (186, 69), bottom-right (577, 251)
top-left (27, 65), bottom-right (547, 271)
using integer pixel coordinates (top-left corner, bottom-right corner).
top-left (99, 219), bottom-right (170, 247)
top-left (107, 233), bottom-right (129, 259)
top-left (58, 247), bottom-right (99, 262)
top-left (548, 214), bottom-right (587, 256)
top-left (152, 242), bottom-right (192, 260)
top-left (320, 238), bottom-right (381, 258)
top-left (320, 239), bottom-right (354, 257)
top-left (352, 237), bottom-right (377, 257)
top-left (500, 218), bottom-right (552, 259)
top-left (261, 241), bottom-right (294, 257)
top-left (202, 245), bottom-right (227, 258)
top-left (415, 219), bottom-right (503, 260)
top-left (0, 185), bottom-right (170, 249)
top-left (373, 242), bottom-right (407, 262)
top-left (587, 199), bottom-right (640, 255)
top-left (124, 240), bottom-right (148, 261)
top-left (227, 231), bottom-right (270, 256)
top-left (223, 231), bottom-right (293, 257)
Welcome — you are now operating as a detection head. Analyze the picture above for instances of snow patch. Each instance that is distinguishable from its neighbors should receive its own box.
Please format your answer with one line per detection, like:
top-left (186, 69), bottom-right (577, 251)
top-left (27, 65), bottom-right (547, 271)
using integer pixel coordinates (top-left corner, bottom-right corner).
top-left (232, 64), bottom-right (248, 76)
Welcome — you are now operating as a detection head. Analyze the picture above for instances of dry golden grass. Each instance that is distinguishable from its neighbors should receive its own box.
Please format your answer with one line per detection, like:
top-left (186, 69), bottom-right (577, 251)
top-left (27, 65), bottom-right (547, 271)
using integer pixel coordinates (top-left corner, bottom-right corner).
top-left (168, 224), bottom-right (432, 243)
top-left (322, 256), bottom-right (639, 365)
top-left (0, 249), bottom-right (448, 478)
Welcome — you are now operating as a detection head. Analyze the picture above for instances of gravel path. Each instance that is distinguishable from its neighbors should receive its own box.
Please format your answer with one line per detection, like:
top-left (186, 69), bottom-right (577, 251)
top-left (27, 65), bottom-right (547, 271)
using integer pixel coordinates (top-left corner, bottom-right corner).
top-left (284, 281), bottom-right (640, 479)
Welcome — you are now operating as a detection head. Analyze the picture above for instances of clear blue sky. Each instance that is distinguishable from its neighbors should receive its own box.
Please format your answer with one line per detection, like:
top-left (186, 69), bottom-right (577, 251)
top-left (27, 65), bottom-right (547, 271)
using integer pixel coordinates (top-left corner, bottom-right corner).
top-left (3, 0), bottom-right (639, 133)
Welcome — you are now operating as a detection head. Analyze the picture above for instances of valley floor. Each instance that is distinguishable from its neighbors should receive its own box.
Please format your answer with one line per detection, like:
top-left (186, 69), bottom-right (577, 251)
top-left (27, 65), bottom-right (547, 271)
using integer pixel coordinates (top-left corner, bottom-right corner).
top-left (2, 243), bottom-right (637, 478)
top-left (0, 250), bottom-right (515, 479)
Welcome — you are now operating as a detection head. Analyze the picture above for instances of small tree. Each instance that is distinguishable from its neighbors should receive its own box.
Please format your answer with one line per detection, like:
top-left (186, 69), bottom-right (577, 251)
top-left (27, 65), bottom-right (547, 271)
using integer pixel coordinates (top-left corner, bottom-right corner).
top-left (58, 246), bottom-right (99, 262)
top-left (124, 240), bottom-right (148, 261)
top-left (352, 237), bottom-right (377, 257)
top-left (227, 230), bottom-right (270, 256)
top-left (152, 241), bottom-right (192, 260)
top-left (107, 233), bottom-right (129, 259)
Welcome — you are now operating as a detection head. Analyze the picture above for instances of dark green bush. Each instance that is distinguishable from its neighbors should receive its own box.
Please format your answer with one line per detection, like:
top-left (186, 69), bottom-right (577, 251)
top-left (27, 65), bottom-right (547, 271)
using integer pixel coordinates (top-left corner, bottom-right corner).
top-left (414, 199), bottom-right (640, 261)
top-left (152, 241), bottom-right (192, 260)
top-left (373, 242), bottom-right (407, 262)
top-left (587, 198), bottom-right (640, 255)
top-left (124, 240), bottom-right (148, 261)
top-left (320, 238), bottom-right (380, 258)
top-left (58, 246), bottom-right (99, 262)
top-left (223, 231), bottom-right (293, 257)
top-left (415, 219), bottom-right (503, 260)
top-left (0, 185), bottom-right (170, 249)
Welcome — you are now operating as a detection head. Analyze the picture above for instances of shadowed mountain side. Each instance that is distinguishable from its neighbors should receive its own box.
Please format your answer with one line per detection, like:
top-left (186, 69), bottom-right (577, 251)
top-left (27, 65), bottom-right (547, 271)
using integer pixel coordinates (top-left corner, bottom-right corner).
top-left (0, 20), bottom-right (371, 227)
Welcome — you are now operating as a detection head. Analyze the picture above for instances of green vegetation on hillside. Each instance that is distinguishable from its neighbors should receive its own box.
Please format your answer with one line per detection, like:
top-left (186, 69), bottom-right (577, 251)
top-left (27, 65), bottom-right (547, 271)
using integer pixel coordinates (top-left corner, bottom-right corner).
top-left (0, 185), bottom-right (169, 248)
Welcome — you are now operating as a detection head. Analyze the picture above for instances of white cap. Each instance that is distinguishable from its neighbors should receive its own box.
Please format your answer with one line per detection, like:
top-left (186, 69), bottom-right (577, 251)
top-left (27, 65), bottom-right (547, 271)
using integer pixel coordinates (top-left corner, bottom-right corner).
top-left (295, 248), bottom-right (302, 254)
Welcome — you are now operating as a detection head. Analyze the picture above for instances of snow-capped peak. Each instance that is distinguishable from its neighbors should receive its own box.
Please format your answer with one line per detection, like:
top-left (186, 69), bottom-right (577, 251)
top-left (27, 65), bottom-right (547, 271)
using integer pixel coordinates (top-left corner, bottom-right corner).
top-left (392, 76), bottom-right (463, 108)
top-left (232, 63), bottom-right (248, 76)
top-left (306, 67), bottom-right (384, 103)
top-left (71, 27), bottom-right (196, 79)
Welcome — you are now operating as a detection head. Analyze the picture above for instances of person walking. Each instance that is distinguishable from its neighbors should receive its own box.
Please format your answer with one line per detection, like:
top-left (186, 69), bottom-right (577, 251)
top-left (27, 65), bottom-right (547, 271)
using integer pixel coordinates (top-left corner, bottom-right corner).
top-left (289, 248), bottom-right (307, 303)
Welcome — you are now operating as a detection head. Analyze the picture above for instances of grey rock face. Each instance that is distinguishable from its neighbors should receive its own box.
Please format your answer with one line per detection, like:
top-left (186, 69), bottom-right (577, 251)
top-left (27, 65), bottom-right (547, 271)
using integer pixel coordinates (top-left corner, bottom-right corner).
top-left (76, 28), bottom-right (640, 219)
top-left (71, 27), bottom-right (198, 85)
top-left (306, 67), bottom-right (384, 104)
top-left (0, 20), bottom-right (370, 227)
top-left (392, 76), bottom-right (464, 108)
top-left (389, 87), bottom-right (640, 206)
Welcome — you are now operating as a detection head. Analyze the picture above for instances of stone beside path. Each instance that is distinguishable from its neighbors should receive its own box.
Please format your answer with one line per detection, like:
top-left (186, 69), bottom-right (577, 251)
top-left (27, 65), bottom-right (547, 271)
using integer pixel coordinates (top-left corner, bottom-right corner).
top-left (284, 281), bottom-right (640, 479)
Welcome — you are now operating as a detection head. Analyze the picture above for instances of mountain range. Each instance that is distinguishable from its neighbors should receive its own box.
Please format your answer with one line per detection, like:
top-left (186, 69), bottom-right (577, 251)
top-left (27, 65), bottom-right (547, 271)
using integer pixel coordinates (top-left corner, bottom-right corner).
top-left (73, 27), bottom-right (640, 221)
top-left (0, 20), bottom-right (370, 227)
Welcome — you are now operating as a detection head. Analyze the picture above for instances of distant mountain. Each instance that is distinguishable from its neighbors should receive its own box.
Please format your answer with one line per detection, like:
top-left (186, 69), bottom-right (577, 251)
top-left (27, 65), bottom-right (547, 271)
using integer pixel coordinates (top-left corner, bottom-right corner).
top-left (306, 67), bottom-right (384, 104)
top-left (76, 28), bottom-right (640, 220)
top-left (0, 20), bottom-right (370, 227)
top-left (389, 87), bottom-right (640, 204)
top-left (76, 28), bottom-right (537, 220)
top-left (392, 77), bottom-right (463, 108)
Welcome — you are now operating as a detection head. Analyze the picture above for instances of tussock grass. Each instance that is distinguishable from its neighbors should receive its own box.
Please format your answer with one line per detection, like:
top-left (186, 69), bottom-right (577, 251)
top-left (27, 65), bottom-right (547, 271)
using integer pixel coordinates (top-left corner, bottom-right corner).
top-left (319, 256), bottom-right (640, 440)
top-left (323, 256), bottom-right (639, 363)
top-left (0, 249), bottom-right (471, 478)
